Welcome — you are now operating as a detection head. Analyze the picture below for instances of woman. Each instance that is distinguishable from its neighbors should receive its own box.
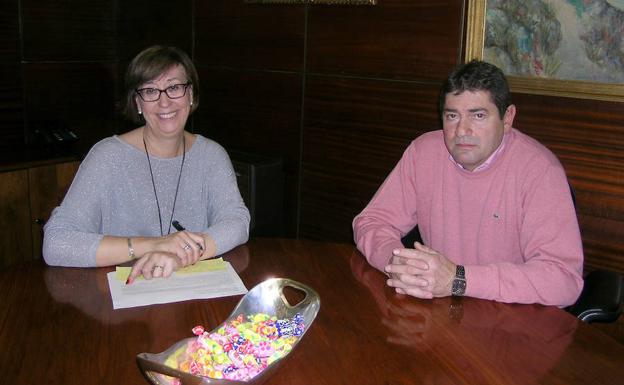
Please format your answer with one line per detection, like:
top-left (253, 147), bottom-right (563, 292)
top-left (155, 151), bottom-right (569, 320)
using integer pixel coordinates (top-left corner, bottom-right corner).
top-left (43, 46), bottom-right (250, 283)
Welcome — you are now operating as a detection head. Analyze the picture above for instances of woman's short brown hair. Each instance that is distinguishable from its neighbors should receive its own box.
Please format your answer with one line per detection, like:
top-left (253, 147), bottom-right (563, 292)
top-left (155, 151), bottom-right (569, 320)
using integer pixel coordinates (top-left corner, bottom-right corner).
top-left (121, 45), bottom-right (200, 125)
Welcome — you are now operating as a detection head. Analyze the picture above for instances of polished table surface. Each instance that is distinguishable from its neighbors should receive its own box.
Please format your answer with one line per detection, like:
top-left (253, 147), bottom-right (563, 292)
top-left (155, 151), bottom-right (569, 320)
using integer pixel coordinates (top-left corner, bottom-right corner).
top-left (2, 238), bottom-right (624, 384)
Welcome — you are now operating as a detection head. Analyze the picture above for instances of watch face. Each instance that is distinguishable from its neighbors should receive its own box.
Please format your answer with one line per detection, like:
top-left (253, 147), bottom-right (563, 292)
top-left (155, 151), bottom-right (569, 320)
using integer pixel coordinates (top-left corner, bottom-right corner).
top-left (452, 279), bottom-right (466, 296)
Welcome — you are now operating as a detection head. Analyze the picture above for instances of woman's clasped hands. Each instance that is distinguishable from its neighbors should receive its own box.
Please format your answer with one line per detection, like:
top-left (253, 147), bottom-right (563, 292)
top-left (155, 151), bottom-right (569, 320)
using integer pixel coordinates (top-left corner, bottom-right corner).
top-left (126, 230), bottom-right (206, 284)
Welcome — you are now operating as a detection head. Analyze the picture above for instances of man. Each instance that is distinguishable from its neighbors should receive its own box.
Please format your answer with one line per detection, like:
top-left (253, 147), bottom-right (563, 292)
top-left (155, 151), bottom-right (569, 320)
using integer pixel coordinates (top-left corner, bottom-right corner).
top-left (352, 60), bottom-right (583, 306)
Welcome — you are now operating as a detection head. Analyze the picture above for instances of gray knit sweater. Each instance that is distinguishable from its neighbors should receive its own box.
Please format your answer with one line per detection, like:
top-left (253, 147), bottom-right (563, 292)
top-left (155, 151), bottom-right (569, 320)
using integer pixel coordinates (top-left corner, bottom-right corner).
top-left (43, 135), bottom-right (250, 267)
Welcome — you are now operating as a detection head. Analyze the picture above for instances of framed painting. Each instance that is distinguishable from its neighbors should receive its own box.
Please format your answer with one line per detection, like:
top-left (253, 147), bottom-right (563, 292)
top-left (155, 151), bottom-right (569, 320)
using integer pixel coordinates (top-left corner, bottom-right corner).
top-left (465, 0), bottom-right (624, 102)
top-left (245, 0), bottom-right (376, 4)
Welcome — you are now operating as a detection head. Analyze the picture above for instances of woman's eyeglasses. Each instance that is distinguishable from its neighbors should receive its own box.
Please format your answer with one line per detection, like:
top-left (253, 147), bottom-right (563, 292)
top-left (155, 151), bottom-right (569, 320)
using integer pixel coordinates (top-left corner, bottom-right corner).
top-left (135, 83), bottom-right (191, 102)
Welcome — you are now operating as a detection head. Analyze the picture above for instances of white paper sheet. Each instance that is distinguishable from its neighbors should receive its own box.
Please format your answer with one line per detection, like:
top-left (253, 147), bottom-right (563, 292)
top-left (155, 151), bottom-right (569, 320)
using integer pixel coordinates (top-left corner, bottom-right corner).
top-left (107, 262), bottom-right (248, 309)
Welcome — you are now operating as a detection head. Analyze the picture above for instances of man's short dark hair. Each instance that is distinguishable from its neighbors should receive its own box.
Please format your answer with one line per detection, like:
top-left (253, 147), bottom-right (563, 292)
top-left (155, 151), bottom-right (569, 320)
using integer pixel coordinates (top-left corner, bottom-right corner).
top-left (439, 60), bottom-right (512, 119)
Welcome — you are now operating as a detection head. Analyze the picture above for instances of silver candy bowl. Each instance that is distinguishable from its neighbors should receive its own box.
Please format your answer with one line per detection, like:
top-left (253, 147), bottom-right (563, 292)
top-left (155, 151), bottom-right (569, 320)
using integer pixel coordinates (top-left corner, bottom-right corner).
top-left (136, 278), bottom-right (321, 385)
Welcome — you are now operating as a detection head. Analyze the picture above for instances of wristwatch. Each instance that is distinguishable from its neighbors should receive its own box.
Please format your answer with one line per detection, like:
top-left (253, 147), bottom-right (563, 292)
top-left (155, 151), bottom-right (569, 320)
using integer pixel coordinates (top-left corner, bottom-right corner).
top-left (451, 265), bottom-right (466, 296)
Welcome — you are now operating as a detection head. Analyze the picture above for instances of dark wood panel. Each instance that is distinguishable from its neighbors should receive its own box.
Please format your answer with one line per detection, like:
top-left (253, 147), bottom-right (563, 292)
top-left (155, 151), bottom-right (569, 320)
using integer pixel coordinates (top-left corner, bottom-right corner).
top-left (21, 0), bottom-right (115, 61)
top-left (0, 0), bottom-right (24, 159)
top-left (193, 68), bottom-right (303, 237)
top-left (194, 1), bottom-right (305, 71)
top-left (29, 160), bottom-right (80, 259)
top-left (300, 76), bottom-right (440, 241)
top-left (0, 170), bottom-right (32, 268)
top-left (512, 93), bottom-right (624, 273)
top-left (307, 0), bottom-right (464, 80)
top-left (22, 63), bottom-right (118, 157)
top-left (0, 1), bottom-right (20, 62)
top-left (0, 68), bottom-right (24, 154)
top-left (0, 156), bottom-right (77, 173)
top-left (578, 214), bottom-right (624, 273)
top-left (117, 0), bottom-right (193, 62)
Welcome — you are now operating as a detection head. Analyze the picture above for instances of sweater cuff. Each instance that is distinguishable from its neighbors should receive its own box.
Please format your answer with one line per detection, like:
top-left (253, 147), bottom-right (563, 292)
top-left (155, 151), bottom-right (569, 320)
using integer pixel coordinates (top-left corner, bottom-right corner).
top-left (463, 264), bottom-right (498, 300)
top-left (368, 240), bottom-right (404, 272)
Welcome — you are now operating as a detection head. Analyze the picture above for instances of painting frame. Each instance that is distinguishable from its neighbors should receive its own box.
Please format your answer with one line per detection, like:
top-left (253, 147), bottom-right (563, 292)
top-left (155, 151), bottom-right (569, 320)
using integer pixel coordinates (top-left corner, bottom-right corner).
top-left (245, 0), bottom-right (376, 4)
top-left (465, 0), bottom-right (624, 102)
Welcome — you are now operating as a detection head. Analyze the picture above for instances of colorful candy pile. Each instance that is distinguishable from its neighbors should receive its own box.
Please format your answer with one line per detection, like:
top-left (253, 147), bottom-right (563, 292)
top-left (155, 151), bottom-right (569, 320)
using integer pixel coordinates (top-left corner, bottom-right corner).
top-left (168, 312), bottom-right (305, 383)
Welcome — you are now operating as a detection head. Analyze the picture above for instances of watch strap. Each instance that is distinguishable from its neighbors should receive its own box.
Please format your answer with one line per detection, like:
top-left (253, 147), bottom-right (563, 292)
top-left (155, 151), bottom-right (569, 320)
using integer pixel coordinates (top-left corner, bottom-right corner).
top-left (452, 265), bottom-right (466, 296)
top-left (456, 265), bottom-right (465, 279)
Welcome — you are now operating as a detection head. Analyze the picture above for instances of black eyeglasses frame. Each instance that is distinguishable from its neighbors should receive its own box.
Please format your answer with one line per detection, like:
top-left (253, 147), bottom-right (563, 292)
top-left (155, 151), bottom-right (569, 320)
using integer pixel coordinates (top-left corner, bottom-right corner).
top-left (135, 82), bottom-right (191, 102)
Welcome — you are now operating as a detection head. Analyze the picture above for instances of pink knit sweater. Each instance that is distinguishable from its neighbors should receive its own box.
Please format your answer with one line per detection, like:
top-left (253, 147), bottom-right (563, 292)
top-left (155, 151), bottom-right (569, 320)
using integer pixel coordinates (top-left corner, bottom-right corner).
top-left (353, 129), bottom-right (583, 306)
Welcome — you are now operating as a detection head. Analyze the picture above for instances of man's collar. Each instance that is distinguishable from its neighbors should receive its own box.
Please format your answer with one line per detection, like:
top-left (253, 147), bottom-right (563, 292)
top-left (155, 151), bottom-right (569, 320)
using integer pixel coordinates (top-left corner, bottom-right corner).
top-left (449, 132), bottom-right (510, 172)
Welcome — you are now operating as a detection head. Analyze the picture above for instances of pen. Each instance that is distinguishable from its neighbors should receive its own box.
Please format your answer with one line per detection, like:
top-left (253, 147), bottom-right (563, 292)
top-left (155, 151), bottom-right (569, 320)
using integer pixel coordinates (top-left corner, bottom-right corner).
top-left (172, 220), bottom-right (204, 251)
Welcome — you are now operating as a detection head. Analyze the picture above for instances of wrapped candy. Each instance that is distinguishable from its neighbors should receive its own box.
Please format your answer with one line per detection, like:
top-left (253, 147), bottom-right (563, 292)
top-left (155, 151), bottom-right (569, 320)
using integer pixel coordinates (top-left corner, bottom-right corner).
top-left (171, 313), bottom-right (305, 382)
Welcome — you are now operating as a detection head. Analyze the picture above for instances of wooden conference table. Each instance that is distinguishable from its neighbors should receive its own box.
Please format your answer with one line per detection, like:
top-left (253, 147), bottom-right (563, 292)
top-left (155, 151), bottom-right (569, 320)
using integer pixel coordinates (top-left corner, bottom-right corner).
top-left (1, 238), bottom-right (623, 384)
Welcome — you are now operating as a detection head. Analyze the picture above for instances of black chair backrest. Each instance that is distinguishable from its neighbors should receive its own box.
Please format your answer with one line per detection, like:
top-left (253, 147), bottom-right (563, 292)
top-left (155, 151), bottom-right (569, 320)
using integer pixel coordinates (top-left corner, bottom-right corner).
top-left (567, 269), bottom-right (624, 323)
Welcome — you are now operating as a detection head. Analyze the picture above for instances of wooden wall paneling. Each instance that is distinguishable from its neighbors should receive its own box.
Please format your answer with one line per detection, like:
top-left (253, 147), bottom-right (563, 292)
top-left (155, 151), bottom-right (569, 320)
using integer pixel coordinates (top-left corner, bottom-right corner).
top-left (578, 215), bottom-right (624, 273)
top-left (113, 59), bottom-right (136, 136)
top-left (300, 76), bottom-right (441, 241)
top-left (28, 160), bottom-right (80, 259)
top-left (0, 65), bottom-right (24, 157)
top-left (194, 0), bottom-right (305, 71)
top-left (117, 0), bottom-right (193, 62)
top-left (22, 63), bottom-right (118, 157)
top-left (0, 170), bottom-right (32, 268)
top-left (20, 0), bottom-right (115, 61)
top-left (0, 1), bottom-right (20, 61)
top-left (193, 68), bottom-right (303, 237)
top-left (0, 0), bottom-right (24, 160)
top-left (307, 0), bottom-right (464, 80)
top-left (512, 93), bottom-right (624, 274)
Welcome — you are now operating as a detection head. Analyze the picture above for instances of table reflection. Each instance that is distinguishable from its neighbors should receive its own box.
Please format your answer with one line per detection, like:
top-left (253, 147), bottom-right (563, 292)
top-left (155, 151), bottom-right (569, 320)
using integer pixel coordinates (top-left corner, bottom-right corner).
top-left (349, 250), bottom-right (577, 384)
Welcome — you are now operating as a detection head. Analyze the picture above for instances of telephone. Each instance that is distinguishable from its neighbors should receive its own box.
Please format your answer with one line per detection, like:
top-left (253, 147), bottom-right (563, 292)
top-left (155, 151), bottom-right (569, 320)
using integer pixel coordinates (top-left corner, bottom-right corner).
top-left (34, 126), bottom-right (78, 145)
top-left (31, 121), bottom-right (79, 154)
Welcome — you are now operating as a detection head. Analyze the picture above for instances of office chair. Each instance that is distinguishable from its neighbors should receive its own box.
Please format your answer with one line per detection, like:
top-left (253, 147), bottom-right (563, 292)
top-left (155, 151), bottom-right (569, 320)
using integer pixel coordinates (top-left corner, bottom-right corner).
top-left (565, 184), bottom-right (624, 323)
top-left (567, 269), bottom-right (624, 323)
